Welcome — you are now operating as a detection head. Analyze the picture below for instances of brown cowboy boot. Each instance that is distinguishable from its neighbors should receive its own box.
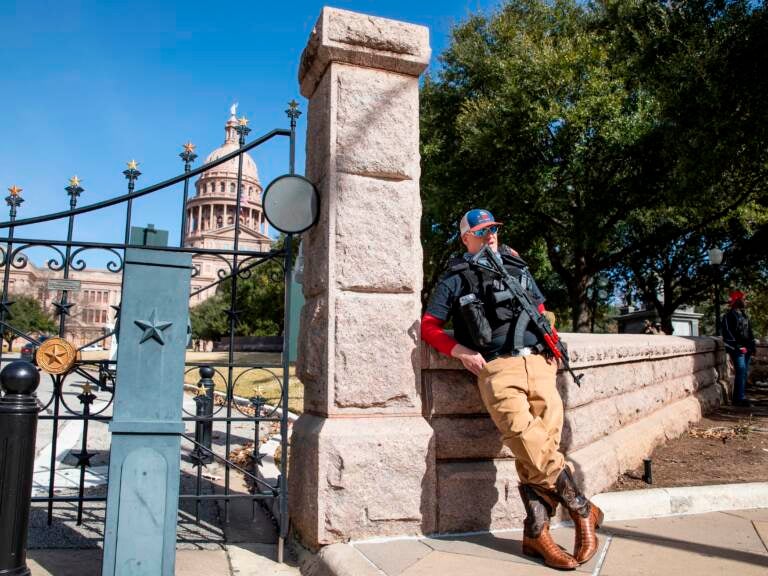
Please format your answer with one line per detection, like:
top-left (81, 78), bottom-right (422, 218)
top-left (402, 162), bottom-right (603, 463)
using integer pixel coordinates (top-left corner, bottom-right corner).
top-left (518, 484), bottom-right (578, 570)
top-left (552, 467), bottom-right (604, 564)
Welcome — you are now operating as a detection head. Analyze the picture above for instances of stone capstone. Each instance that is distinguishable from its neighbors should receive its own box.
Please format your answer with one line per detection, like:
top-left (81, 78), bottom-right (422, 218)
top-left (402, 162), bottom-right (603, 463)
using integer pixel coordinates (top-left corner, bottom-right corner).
top-left (299, 7), bottom-right (430, 98)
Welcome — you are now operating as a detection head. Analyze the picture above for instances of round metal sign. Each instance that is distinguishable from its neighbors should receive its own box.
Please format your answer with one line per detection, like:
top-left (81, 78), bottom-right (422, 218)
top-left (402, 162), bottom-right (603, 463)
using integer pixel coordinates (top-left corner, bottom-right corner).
top-left (262, 175), bottom-right (319, 234)
top-left (36, 337), bottom-right (78, 375)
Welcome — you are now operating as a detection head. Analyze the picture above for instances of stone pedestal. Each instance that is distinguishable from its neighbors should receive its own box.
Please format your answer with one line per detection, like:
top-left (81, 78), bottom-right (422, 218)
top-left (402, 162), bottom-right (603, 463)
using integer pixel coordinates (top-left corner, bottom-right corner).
top-left (290, 7), bottom-right (434, 547)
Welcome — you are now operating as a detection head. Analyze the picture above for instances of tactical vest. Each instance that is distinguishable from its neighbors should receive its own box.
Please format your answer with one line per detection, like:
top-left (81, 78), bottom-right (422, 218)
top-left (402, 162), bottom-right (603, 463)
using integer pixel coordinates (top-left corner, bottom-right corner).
top-left (448, 249), bottom-right (540, 352)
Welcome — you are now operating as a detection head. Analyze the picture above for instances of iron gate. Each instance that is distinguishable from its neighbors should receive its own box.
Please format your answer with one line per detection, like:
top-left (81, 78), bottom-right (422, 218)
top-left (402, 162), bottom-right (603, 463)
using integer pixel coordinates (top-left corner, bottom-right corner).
top-left (0, 102), bottom-right (302, 559)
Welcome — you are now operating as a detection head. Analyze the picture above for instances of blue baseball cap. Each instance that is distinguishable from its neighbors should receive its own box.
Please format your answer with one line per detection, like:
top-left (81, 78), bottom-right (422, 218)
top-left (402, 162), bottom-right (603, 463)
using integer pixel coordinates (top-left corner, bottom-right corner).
top-left (459, 209), bottom-right (502, 236)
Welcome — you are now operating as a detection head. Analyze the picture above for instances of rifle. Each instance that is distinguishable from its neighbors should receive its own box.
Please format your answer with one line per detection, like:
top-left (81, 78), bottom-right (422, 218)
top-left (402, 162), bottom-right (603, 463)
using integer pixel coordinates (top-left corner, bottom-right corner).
top-left (471, 245), bottom-right (584, 387)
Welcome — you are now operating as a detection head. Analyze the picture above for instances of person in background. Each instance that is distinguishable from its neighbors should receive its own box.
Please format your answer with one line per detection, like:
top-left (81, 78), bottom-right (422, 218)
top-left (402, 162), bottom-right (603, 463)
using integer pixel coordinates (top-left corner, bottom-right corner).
top-left (721, 290), bottom-right (757, 407)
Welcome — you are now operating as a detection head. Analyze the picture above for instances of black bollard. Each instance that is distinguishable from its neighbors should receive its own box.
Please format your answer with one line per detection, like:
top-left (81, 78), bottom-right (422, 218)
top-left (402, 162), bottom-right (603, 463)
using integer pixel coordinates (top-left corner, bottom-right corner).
top-left (0, 360), bottom-right (40, 576)
top-left (643, 458), bottom-right (653, 485)
top-left (191, 366), bottom-right (215, 465)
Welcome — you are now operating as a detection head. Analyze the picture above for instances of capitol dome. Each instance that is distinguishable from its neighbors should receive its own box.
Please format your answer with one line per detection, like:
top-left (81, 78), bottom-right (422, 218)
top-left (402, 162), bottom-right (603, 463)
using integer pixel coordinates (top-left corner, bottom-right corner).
top-left (200, 112), bottom-right (260, 183)
top-left (183, 106), bottom-right (270, 253)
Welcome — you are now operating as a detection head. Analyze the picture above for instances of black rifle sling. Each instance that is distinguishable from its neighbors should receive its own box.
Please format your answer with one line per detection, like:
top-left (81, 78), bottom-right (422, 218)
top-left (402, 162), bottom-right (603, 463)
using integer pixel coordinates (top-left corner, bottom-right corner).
top-left (512, 310), bottom-right (530, 350)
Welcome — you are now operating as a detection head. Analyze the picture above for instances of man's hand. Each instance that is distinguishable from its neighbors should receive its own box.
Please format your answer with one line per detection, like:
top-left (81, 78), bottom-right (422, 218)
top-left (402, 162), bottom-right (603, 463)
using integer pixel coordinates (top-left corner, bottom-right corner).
top-left (451, 343), bottom-right (486, 376)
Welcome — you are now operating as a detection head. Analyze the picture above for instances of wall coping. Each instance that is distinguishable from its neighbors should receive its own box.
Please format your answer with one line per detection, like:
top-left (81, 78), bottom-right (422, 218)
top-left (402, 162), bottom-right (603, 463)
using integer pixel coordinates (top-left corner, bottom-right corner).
top-left (422, 333), bottom-right (722, 371)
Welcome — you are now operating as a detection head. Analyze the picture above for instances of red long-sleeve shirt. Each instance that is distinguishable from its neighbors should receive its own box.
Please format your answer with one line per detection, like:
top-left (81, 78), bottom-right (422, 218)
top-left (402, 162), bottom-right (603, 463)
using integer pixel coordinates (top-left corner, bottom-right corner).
top-left (421, 303), bottom-right (547, 357)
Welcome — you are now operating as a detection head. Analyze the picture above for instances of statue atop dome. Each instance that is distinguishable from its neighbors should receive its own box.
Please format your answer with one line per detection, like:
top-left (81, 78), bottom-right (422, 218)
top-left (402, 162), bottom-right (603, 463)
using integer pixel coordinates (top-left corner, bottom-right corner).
top-left (230, 102), bottom-right (239, 117)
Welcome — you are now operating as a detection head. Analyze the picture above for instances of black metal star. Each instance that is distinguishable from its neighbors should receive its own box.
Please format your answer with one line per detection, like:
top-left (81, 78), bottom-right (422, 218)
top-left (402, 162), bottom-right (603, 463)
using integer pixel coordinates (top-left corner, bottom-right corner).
top-left (134, 309), bottom-right (173, 345)
top-left (225, 308), bottom-right (242, 322)
top-left (71, 449), bottom-right (94, 468)
top-left (0, 299), bottom-right (14, 316)
top-left (52, 299), bottom-right (75, 317)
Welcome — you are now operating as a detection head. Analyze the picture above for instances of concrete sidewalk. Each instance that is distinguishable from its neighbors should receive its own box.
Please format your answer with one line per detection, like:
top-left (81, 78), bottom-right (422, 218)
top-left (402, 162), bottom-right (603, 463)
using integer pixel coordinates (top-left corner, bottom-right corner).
top-left (25, 508), bottom-right (768, 575)
top-left (340, 508), bottom-right (768, 576)
top-left (27, 542), bottom-right (301, 575)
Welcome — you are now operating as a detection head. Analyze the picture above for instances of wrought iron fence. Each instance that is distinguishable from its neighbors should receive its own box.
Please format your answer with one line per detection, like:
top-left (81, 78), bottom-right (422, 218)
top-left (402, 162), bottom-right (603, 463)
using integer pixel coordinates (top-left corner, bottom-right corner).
top-left (0, 101), bottom-right (302, 557)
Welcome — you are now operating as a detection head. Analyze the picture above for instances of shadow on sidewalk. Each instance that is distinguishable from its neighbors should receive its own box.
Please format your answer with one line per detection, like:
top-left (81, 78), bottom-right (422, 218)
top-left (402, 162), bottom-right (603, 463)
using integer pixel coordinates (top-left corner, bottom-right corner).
top-left (600, 524), bottom-right (768, 568)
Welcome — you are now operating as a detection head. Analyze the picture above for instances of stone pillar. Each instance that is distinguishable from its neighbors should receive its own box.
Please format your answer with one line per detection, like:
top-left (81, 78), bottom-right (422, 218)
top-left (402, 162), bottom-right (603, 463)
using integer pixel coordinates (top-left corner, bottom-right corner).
top-left (290, 7), bottom-right (434, 548)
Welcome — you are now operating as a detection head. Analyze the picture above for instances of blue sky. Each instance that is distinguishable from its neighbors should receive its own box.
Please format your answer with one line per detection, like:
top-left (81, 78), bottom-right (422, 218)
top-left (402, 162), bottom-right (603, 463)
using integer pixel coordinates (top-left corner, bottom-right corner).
top-left (0, 0), bottom-right (497, 261)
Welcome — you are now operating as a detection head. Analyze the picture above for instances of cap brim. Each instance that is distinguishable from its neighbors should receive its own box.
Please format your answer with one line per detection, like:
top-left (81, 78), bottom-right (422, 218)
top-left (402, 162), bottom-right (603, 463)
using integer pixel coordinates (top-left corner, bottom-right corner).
top-left (468, 221), bottom-right (502, 233)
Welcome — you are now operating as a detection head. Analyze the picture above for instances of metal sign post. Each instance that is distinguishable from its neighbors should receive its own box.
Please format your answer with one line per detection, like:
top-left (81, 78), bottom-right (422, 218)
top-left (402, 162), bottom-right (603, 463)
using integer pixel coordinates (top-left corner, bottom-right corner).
top-left (101, 248), bottom-right (191, 576)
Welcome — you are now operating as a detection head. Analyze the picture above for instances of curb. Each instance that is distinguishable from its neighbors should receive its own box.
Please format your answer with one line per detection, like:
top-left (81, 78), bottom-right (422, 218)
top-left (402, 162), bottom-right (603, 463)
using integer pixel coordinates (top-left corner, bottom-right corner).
top-left (592, 481), bottom-right (768, 521)
top-left (295, 541), bottom-right (384, 576)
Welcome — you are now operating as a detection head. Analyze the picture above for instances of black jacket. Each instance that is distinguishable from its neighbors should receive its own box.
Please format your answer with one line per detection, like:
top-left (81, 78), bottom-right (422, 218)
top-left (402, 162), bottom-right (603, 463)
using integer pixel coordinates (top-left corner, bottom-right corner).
top-left (721, 308), bottom-right (756, 355)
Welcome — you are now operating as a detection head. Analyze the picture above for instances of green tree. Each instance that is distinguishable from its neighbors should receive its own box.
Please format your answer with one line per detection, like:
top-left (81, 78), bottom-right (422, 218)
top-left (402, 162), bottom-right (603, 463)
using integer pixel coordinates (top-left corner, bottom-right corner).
top-left (420, 0), bottom-right (768, 332)
top-left (1, 294), bottom-right (57, 351)
top-left (189, 292), bottom-right (229, 342)
top-left (601, 0), bottom-right (768, 331)
top-left (190, 239), bottom-right (290, 342)
top-left (421, 0), bottom-right (672, 331)
top-left (222, 242), bottom-right (287, 337)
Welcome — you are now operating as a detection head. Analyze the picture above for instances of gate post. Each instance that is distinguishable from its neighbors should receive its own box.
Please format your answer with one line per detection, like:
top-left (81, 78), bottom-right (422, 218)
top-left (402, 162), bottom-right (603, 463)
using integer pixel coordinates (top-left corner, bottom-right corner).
top-left (291, 7), bottom-right (435, 547)
top-left (102, 248), bottom-right (191, 576)
top-left (190, 366), bottom-right (214, 465)
top-left (0, 360), bottom-right (39, 576)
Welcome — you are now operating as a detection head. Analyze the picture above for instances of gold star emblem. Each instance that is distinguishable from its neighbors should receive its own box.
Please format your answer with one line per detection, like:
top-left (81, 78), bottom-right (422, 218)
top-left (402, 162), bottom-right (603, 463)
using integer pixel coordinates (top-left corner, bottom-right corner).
top-left (43, 343), bottom-right (70, 369)
top-left (183, 141), bottom-right (196, 153)
top-left (238, 116), bottom-right (249, 127)
top-left (36, 337), bottom-right (77, 375)
top-left (288, 99), bottom-right (299, 110)
top-left (68, 175), bottom-right (81, 187)
top-left (8, 185), bottom-right (22, 197)
top-left (126, 159), bottom-right (139, 170)
top-left (195, 383), bottom-right (207, 397)
top-left (253, 384), bottom-right (263, 397)
top-left (81, 382), bottom-right (93, 395)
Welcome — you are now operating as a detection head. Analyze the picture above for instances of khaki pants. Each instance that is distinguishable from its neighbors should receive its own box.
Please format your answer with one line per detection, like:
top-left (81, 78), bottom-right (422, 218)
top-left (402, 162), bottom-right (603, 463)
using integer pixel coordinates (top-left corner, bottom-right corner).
top-left (477, 354), bottom-right (565, 489)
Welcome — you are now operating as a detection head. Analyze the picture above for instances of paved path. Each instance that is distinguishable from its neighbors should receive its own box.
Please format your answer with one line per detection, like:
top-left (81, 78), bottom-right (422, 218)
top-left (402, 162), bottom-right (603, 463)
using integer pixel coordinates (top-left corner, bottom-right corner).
top-left (27, 544), bottom-right (301, 575)
top-left (348, 508), bottom-right (768, 576)
top-left (24, 507), bottom-right (768, 575)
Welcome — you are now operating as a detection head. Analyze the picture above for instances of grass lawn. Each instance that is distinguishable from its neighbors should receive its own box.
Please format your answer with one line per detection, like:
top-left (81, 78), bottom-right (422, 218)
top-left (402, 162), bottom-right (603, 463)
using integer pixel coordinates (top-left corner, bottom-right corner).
top-left (79, 349), bottom-right (305, 414)
top-left (182, 351), bottom-right (304, 414)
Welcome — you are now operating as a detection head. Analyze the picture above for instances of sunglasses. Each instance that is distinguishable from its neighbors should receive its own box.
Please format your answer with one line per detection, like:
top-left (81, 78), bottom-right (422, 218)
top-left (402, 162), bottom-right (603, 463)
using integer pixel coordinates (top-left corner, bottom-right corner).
top-left (470, 225), bottom-right (500, 238)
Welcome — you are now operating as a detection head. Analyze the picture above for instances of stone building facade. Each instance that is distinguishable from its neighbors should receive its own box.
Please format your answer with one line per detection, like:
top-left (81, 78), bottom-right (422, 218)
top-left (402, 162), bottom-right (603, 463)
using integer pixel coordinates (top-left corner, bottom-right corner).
top-left (5, 109), bottom-right (271, 348)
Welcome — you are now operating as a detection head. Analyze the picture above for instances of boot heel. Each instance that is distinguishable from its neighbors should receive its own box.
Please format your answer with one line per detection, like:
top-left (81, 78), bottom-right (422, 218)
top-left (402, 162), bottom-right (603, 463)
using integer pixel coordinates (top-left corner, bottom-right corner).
top-left (594, 506), bottom-right (604, 529)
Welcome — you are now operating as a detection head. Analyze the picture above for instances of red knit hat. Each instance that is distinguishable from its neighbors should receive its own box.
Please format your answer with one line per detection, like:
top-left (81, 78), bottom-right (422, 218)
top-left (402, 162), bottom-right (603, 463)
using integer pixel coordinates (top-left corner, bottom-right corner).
top-left (728, 290), bottom-right (746, 304)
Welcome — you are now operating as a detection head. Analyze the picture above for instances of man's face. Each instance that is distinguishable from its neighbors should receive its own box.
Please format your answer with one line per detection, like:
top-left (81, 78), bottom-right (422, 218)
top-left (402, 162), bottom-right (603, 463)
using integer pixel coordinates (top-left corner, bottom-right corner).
top-left (461, 226), bottom-right (499, 254)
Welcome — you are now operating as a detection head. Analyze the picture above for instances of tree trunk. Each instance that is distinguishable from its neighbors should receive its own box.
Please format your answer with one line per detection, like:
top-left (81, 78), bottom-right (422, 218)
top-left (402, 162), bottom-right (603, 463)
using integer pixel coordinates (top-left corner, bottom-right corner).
top-left (570, 275), bottom-right (592, 333)
top-left (657, 303), bottom-right (676, 335)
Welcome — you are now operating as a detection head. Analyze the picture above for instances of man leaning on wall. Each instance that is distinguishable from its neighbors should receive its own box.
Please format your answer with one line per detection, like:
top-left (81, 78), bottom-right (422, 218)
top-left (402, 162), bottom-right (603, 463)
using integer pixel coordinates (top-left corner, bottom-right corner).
top-left (421, 209), bottom-right (603, 571)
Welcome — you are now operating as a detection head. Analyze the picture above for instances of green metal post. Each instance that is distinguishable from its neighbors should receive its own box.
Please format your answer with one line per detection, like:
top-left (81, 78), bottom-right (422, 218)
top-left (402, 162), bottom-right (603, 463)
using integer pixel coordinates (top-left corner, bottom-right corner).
top-left (101, 248), bottom-right (191, 576)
